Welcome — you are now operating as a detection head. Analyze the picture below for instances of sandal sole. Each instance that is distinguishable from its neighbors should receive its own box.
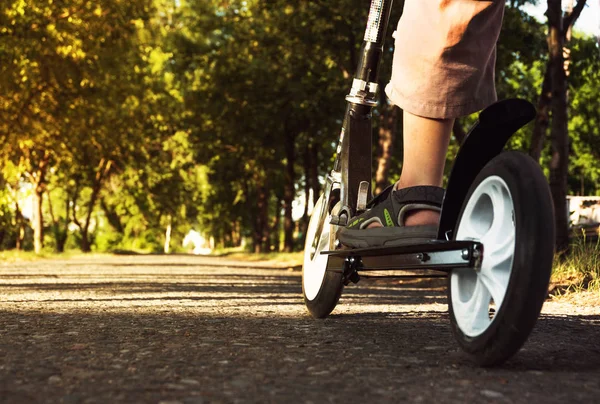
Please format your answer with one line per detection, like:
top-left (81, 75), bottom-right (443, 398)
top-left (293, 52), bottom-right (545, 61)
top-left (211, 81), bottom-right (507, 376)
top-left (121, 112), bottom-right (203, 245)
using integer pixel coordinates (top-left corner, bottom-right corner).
top-left (338, 225), bottom-right (439, 249)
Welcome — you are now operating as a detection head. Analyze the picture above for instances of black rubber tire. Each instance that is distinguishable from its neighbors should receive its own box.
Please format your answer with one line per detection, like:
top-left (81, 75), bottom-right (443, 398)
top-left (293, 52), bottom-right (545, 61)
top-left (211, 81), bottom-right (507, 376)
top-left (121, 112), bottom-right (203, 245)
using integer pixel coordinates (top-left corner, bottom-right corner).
top-left (302, 191), bottom-right (344, 319)
top-left (303, 270), bottom-right (344, 319)
top-left (448, 151), bottom-right (555, 366)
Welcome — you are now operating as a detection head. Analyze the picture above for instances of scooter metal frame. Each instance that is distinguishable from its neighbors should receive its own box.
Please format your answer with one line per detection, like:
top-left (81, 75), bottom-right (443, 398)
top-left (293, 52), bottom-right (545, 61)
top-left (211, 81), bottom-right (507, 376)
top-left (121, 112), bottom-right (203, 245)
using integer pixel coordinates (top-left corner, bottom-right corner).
top-left (318, 0), bottom-right (536, 280)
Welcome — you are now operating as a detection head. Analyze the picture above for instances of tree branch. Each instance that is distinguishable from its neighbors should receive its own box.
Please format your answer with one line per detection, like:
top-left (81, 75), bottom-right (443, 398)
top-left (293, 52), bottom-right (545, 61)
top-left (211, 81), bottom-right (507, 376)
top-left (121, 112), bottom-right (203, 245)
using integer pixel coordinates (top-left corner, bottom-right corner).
top-left (452, 120), bottom-right (467, 145)
top-left (563, 0), bottom-right (587, 32)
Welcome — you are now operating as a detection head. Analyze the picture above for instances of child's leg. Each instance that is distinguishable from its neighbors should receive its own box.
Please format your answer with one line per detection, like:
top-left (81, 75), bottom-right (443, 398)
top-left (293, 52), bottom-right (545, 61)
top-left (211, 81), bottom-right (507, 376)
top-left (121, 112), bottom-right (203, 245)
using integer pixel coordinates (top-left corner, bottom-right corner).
top-left (367, 112), bottom-right (453, 229)
top-left (339, 1), bottom-right (505, 247)
top-left (396, 112), bottom-right (453, 190)
top-left (387, 1), bottom-right (504, 227)
top-left (396, 112), bottom-right (453, 226)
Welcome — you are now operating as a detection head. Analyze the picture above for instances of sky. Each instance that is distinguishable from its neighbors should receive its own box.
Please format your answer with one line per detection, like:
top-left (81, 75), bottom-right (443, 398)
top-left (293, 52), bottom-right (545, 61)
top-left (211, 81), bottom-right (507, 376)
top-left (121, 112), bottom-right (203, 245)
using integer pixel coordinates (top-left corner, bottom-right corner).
top-left (523, 1), bottom-right (600, 36)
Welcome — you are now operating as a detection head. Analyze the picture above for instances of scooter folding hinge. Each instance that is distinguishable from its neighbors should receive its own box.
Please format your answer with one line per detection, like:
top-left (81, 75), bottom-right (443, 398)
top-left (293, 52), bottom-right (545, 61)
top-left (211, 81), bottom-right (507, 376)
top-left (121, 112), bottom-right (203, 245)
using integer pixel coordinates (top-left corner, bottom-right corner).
top-left (346, 79), bottom-right (378, 106)
top-left (356, 181), bottom-right (370, 212)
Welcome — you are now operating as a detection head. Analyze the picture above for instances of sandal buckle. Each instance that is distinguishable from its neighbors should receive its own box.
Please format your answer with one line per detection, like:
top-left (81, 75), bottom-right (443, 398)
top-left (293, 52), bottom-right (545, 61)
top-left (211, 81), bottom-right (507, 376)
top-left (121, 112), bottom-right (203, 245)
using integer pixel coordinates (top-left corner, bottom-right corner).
top-left (356, 181), bottom-right (371, 212)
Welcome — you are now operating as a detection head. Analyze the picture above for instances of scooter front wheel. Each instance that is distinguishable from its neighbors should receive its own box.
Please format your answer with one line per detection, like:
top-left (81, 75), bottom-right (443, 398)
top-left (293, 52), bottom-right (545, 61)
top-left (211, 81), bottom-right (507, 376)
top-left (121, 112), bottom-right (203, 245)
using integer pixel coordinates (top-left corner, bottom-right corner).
top-left (302, 192), bottom-right (343, 318)
top-left (448, 151), bottom-right (555, 366)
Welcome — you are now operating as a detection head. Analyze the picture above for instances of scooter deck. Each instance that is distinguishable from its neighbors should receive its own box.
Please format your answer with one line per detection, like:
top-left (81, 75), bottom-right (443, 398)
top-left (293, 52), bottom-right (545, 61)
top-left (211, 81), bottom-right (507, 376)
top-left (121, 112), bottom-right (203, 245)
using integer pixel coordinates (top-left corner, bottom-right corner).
top-left (322, 239), bottom-right (474, 257)
top-left (322, 239), bottom-right (482, 274)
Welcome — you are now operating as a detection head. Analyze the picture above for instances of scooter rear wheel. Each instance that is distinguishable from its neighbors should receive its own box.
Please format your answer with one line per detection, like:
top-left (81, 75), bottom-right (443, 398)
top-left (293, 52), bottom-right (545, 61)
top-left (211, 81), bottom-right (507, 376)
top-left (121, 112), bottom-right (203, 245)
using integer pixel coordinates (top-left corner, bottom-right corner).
top-left (448, 151), bottom-right (555, 366)
top-left (302, 192), bottom-right (344, 318)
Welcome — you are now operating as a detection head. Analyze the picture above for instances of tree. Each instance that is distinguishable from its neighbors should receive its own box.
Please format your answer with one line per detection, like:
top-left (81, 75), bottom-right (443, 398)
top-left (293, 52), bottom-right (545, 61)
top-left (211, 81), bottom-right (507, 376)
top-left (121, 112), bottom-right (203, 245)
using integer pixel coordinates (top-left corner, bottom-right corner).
top-left (170, 0), bottom-right (370, 251)
top-left (543, 0), bottom-right (587, 252)
top-left (0, 0), bottom-right (155, 253)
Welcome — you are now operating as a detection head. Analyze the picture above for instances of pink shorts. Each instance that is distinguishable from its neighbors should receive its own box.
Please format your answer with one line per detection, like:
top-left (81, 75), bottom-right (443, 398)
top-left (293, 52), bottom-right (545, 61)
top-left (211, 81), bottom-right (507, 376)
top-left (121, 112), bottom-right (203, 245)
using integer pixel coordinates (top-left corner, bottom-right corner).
top-left (385, 0), bottom-right (505, 119)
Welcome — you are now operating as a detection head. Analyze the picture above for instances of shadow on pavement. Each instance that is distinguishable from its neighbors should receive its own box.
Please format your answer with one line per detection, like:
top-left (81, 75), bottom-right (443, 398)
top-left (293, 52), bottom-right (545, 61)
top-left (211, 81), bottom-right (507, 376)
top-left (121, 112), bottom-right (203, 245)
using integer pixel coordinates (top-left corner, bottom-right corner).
top-left (1, 264), bottom-right (599, 403)
top-left (1, 274), bottom-right (448, 307)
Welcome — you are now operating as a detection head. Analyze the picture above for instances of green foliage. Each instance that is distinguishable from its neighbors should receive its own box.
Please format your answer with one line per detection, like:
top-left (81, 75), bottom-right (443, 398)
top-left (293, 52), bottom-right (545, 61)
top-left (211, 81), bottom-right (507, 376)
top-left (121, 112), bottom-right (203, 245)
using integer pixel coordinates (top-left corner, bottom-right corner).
top-left (1, 0), bottom-right (600, 254)
top-left (0, 0), bottom-right (202, 252)
top-left (169, 0), bottom-right (381, 249)
top-left (567, 34), bottom-right (600, 195)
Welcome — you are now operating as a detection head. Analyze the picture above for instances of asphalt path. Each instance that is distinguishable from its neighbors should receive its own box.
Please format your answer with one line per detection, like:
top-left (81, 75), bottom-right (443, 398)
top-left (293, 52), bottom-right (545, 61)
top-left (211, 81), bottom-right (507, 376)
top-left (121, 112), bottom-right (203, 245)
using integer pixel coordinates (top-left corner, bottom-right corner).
top-left (0, 255), bottom-right (599, 403)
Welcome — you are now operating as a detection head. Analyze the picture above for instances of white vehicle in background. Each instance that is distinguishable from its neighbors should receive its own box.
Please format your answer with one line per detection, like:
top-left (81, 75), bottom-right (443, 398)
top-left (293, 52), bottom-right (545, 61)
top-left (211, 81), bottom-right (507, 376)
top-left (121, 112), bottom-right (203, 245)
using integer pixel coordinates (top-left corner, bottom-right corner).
top-left (568, 196), bottom-right (600, 238)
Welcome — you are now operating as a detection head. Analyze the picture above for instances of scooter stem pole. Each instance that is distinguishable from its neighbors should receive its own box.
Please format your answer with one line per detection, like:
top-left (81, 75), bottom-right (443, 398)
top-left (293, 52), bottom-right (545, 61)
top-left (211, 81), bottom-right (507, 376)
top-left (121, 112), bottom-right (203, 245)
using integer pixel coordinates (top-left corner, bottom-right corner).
top-left (334, 0), bottom-right (394, 219)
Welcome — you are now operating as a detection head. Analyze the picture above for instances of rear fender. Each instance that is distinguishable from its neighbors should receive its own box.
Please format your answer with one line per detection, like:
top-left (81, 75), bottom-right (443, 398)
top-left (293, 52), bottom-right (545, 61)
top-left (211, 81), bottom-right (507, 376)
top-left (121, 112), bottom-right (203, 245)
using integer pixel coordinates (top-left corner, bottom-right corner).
top-left (437, 98), bottom-right (537, 240)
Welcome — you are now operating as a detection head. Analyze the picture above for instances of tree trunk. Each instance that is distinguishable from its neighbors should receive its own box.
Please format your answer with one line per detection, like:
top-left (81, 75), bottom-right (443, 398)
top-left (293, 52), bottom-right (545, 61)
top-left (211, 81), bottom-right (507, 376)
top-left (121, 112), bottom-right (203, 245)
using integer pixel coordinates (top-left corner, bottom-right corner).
top-left (57, 196), bottom-right (70, 253)
top-left (32, 185), bottom-right (44, 254)
top-left (80, 230), bottom-right (91, 252)
top-left (223, 231), bottom-right (232, 248)
top-left (23, 150), bottom-right (50, 254)
top-left (15, 202), bottom-right (24, 251)
top-left (232, 221), bottom-right (241, 247)
top-left (100, 198), bottom-right (124, 234)
top-left (271, 198), bottom-right (282, 252)
top-left (72, 160), bottom-right (113, 252)
top-left (47, 192), bottom-right (68, 253)
top-left (299, 140), bottom-right (311, 244)
top-left (303, 141), bottom-right (311, 217)
top-left (56, 230), bottom-right (67, 253)
top-left (374, 104), bottom-right (398, 195)
top-left (310, 140), bottom-right (319, 206)
top-left (261, 191), bottom-right (271, 253)
top-left (83, 160), bottom-right (112, 252)
top-left (544, 0), bottom-right (587, 252)
top-left (164, 218), bottom-right (172, 254)
top-left (547, 0), bottom-right (570, 253)
top-left (283, 131), bottom-right (296, 252)
top-left (80, 190), bottom-right (99, 252)
top-left (452, 120), bottom-right (467, 145)
top-left (529, 66), bottom-right (553, 162)
top-left (253, 184), bottom-right (269, 253)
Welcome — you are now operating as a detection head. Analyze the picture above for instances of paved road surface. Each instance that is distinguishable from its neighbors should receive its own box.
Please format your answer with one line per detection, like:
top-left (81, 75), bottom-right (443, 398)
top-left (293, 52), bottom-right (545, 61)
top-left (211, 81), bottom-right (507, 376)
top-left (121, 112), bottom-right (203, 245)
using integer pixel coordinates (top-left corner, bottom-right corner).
top-left (0, 255), bottom-right (599, 403)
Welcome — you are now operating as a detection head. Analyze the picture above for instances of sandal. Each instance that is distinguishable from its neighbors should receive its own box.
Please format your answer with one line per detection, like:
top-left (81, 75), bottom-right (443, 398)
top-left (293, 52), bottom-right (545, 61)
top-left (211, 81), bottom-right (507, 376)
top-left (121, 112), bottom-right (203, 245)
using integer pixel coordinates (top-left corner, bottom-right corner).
top-left (338, 185), bottom-right (445, 248)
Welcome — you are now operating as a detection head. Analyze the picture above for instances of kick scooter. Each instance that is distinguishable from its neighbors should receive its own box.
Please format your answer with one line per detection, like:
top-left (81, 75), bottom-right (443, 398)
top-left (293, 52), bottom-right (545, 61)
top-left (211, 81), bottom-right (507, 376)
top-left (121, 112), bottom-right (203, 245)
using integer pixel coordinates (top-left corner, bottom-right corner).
top-left (302, 0), bottom-right (555, 367)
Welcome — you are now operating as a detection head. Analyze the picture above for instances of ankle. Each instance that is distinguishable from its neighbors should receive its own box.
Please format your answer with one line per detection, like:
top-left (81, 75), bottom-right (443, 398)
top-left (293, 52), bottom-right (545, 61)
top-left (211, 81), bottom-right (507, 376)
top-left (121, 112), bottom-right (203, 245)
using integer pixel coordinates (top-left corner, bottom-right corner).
top-left (404, 209), bottom-right (440, 227)
top-left (394, 181), bottom-right (443, 191)
top-left (393, 182), bottom-right (441, 226)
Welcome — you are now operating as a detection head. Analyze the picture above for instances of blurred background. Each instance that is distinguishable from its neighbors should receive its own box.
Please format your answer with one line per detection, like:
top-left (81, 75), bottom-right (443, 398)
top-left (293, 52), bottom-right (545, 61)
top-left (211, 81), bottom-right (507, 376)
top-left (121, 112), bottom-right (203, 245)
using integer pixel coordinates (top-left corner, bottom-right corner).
top-left (1, 0), bottom-right (599, 256)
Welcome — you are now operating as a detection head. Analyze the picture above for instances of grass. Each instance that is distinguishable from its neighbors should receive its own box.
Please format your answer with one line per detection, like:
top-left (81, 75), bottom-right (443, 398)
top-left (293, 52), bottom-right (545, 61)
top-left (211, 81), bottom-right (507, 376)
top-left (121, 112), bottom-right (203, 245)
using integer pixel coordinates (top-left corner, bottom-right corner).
top-left (210, 247), bottom-right (303, 267)
top-left (551, 236), bottom-right (600, 296)
top-left (0, 250), bottom-right (111, 262)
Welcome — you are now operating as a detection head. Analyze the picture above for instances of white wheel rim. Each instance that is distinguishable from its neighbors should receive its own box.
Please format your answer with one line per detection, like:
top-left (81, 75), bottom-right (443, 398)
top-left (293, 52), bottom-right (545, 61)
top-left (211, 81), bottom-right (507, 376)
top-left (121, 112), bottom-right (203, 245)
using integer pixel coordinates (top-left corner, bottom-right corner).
top-left (303, 196), bottom-right (335, 301)
top-left (451, 175), bottom-right (516, 337)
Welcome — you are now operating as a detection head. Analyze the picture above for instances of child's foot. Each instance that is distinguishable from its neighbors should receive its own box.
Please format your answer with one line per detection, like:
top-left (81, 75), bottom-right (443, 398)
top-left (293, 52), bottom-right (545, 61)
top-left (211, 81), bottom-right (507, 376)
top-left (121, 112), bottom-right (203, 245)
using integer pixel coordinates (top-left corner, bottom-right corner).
top-left (338, 185), bottom-right (444, 248)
